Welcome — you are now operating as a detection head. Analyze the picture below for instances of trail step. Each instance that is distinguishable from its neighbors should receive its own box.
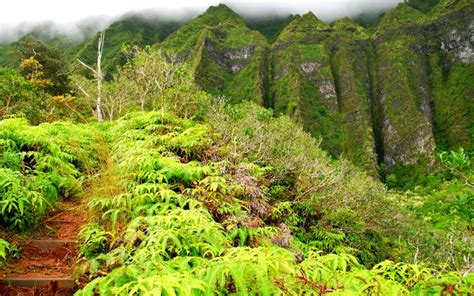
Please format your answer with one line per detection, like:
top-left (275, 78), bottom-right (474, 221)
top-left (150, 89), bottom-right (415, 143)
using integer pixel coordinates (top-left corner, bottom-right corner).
top-left (47, 219), bottom-right (78, 224)
top-left (0, 277), bottom-right (75, 288)
top-left (31, 239), bottom-right (79, 249)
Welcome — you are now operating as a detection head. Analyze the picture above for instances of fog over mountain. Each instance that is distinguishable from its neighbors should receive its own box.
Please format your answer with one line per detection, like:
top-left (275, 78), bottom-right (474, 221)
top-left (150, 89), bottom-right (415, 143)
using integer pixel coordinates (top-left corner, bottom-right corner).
top-left (0, 0), bottom-right (403, 43)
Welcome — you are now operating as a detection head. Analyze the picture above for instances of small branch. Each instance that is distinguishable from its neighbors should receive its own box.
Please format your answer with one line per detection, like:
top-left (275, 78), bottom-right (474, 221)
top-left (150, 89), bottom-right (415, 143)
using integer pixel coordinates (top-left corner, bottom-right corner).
top-left (77, 59), bottom-right (97, 75)
top-left (76, 83), bottom-right (91, 98)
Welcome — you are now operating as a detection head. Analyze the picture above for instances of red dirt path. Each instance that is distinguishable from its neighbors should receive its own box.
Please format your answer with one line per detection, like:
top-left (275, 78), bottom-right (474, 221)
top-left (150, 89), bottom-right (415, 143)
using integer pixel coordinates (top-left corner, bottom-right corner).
top-left (0, 199), bottom-right (86, 295)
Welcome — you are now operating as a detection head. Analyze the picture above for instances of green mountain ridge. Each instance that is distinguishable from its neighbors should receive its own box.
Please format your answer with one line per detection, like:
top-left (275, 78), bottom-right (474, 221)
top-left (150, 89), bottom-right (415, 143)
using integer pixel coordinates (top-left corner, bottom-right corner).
top-left (153, 1), bottom-right (473, 177)
top-left (73, 15), bottom-right (183, 78)
top-left (161, 4), bottom-right (269, 105)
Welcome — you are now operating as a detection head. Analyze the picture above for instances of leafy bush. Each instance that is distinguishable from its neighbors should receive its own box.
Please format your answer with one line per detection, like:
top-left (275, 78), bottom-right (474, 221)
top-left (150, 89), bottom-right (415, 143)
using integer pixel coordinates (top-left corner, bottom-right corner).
top-left (0, 238), bottom-right (19, 266)
top-left (79, 224), bottom-right (113, 259)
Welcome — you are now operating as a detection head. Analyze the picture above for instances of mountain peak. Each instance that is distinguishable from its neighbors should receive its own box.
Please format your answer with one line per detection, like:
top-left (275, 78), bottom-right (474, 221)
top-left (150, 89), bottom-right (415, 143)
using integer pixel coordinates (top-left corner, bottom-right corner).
top-left (275, 10), bottom-right (329, 44)
top-left (202, 4), bottom-right (241, 22)
top-left (197, 4), bottom-right (244, 26)
top-left (293, 11), bottom-right (328, 30)
top-left (301, 11), bottom-right (317, 20)
top-left (332, 17), bottom-right (368, 38)
top-left (375, 3), bottom-right (427, 35)
top-left (205, 4), bottom-right (235, 13)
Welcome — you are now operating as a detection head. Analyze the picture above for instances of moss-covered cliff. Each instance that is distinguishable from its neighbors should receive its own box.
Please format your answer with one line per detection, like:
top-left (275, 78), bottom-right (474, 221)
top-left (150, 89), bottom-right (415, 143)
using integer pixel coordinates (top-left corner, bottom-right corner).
top-left (169, 1), bottom-right (472, 176)
top-left (371, 1), bottom-right (473, 174)
top-left (372, 4), bottom-right (437, 172)
top-left (160, 4), bottom-right (269, 105)
top-left (270, 13), bottom-right (344, 156)
top-left (329, 18), bottom-right (378, 176)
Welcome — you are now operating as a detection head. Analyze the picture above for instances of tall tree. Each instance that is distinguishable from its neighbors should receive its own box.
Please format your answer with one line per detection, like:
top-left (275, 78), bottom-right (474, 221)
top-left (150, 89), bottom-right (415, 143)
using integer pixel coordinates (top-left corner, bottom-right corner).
top-left (17, 36), bottom-right (69, 95)
top-left (0, 68), bottom-right (43, 123)
top-left (19, 57), bottom-right (52, 89)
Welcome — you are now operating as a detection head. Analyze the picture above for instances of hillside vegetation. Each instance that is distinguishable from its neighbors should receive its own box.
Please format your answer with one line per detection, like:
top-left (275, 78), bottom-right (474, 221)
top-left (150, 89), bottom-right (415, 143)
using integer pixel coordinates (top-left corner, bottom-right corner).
top-left (2, 106), bottom-right (472, 294)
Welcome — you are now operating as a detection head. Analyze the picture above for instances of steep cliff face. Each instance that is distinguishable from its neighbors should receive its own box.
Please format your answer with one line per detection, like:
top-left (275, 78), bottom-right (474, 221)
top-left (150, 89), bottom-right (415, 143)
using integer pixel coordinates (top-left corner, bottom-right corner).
top-left (160, 5), bottom-right (269, 105)
top-left (369, 1), bottom-right (473, 172)
top-left (1, 1), bottom-right (472, 177)
top-left (328, 18), bottom-right (378, 176)
top-left (267, 0), bottom-right (473, 174)
top-left (372, 4), bottom-right (437, 172)
top-left (270, 13), bottom-right (344, 156)
top-left (428, 2), bottom-right (474, 152)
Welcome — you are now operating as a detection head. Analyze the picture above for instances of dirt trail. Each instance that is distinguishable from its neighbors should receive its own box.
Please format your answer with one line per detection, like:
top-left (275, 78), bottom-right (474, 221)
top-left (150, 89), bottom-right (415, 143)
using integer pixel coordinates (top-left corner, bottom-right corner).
top-left (0, 197), bottom-right (86, 296)
top-left (0, 138), bottom-right (111, 296)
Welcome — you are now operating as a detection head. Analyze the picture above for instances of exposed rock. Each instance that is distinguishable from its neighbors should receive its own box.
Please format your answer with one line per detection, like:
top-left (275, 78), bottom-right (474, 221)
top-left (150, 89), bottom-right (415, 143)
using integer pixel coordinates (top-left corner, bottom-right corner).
top-left (160, 4), bottom-right (268, 104)
top-left (300, 62), bottom-right (320, 73)
top-left (224, 46), bottom-right (254, 60)
top-left (441, 22), bottom-right (474, 63)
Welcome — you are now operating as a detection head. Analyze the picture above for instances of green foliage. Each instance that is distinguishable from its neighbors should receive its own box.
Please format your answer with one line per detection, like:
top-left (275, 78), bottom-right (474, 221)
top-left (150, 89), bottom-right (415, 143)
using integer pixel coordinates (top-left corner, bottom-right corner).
top-left (0, 238), bottom-right (20, 265)
top-left (119, 46), bottom-right (210, 119)
top-left (387, 149), bottom-right (473, 270)
top-left (0, 118), bottom-right (103, 230)
top-left (16, 36), bottom-right (70, 95)
top-left (72, 109), bottom-right (472, 295)
top-left (79, 224), bottom-right (113, 259)
top-left (440, 148), bottom-right (471, 173)
top-left (0, 2), bottom-right (472, 293)
top-left (0, 68), bottom-right (44, 124)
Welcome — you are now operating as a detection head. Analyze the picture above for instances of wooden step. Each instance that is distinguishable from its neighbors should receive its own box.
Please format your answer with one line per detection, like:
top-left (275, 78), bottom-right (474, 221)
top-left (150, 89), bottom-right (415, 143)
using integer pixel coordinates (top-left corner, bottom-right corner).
top-left (0, 277), bottom-right (75, 288)
top-left (31, 239), bottom-right (78, 249)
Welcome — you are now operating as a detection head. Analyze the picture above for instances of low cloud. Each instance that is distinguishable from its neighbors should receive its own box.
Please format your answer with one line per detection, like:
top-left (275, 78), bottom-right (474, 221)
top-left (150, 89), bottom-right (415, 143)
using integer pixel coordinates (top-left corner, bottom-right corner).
top-left (0, 0), bottom-right (403, 43)
top-left (225, 0), bottom-right (402, 21)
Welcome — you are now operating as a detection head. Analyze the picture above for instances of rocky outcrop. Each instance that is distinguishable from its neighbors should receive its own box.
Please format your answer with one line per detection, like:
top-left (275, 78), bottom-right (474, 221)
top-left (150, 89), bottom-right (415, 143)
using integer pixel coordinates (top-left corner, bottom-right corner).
top-left (441, 23), bottom-right (474, 63)
top-left (160, 4), bottom-right (268, 105)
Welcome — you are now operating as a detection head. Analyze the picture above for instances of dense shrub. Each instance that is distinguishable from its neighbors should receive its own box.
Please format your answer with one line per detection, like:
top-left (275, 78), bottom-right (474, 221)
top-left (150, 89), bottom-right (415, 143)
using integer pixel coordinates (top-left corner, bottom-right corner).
top-left (0, 118), bottom-right (103, 230)
top-left (73, 111), bottom-right (473, 294)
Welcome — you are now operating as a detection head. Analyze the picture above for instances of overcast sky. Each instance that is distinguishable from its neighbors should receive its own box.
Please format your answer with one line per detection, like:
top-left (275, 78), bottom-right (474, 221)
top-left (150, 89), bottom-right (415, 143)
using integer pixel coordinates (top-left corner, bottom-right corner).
top-left (0, 0), bottom-right (403, 42)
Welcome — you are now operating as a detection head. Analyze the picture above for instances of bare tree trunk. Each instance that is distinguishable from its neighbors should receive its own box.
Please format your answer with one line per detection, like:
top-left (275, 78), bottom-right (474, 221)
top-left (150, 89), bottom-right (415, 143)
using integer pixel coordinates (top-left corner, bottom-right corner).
top-left (77, 31), bottom-right (105, 122)
top-left (96, 32), bottom-right (104, 122)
